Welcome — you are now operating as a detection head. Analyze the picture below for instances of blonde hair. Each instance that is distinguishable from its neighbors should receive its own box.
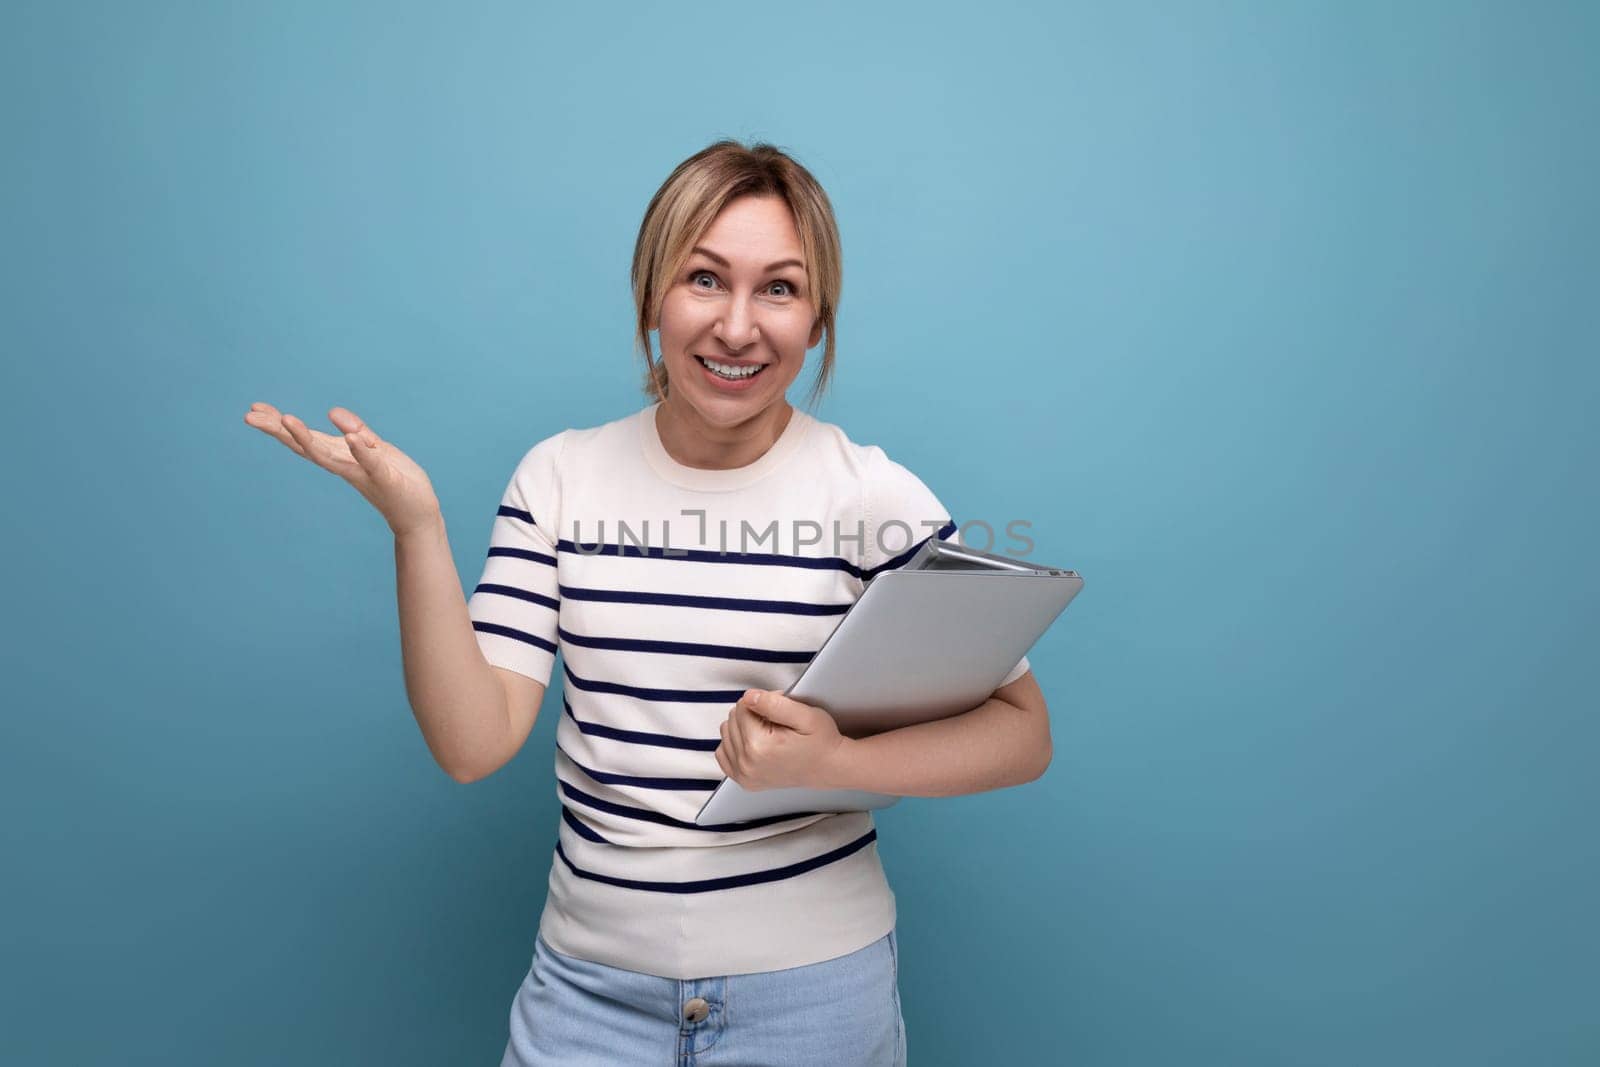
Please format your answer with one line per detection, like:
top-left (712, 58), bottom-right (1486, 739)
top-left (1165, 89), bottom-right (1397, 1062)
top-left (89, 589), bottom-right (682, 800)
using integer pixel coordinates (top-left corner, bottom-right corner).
top-left (630, 139), bottom-right (842, 410)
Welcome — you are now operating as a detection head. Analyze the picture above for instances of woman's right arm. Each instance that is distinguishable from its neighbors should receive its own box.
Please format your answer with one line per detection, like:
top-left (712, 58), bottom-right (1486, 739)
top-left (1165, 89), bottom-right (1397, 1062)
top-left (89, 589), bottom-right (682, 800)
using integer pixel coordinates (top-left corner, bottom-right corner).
top-left (244, 402), bottom-right (541, 782)
top-left (394, 513), bottom-right (544, 782)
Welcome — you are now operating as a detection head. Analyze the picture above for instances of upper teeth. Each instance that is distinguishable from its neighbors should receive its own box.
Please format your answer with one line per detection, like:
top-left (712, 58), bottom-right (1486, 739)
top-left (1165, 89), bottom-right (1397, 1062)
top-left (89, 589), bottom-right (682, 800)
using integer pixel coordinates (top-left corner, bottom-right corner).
top-left (699, 356), bottom-right (762, 379)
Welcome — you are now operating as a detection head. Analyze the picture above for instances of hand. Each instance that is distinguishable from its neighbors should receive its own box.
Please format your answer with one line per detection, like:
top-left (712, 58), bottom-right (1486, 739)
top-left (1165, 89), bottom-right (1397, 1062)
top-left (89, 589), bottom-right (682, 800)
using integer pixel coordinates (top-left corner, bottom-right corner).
top-left (715, 690), bottom-right (847, 792)
top-left (242, 403), bottom-right (442, 537)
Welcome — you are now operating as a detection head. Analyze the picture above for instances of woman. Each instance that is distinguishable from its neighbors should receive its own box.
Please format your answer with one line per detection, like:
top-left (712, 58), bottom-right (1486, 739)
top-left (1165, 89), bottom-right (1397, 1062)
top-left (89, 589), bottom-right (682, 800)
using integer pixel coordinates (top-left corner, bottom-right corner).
top-left (243, 139), bottom-right (1051, 1065)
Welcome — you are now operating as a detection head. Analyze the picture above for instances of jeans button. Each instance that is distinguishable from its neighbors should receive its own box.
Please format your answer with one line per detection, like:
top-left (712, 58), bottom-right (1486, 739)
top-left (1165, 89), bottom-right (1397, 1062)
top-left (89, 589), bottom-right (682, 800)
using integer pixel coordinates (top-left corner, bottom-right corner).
top-left (683, 996), bottom-right (710, 1023)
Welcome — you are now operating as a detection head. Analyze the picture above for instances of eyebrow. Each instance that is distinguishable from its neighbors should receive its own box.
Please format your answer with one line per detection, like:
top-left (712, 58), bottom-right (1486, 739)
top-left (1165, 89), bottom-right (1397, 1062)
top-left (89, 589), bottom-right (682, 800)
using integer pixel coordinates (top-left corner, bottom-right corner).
top-left (689, 246), bottom-right (805, 273)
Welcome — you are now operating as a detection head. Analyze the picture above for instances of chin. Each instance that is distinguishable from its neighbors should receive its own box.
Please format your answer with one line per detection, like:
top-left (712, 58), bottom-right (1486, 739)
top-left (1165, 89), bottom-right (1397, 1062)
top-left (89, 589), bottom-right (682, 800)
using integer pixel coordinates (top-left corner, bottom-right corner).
top-left (684, 388), bottom-right (778, 420)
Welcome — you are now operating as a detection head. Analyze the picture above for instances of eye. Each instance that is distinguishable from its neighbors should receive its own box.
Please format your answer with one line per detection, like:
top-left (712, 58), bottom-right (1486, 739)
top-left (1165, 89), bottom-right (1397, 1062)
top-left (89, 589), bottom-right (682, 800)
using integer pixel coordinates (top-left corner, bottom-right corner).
top-left (687, 269), bottom-right (799, 298)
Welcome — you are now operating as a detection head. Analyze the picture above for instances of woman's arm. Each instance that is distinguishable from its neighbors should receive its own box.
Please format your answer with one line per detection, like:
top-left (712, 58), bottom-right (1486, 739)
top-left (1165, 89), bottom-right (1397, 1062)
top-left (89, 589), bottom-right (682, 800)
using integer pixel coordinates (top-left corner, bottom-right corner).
top-left (394, 515), bottom-right (523, 783)
top-left (817, 670), bottom-right (1052, 797)
top-left (243, 403), bottom-right (516, 783)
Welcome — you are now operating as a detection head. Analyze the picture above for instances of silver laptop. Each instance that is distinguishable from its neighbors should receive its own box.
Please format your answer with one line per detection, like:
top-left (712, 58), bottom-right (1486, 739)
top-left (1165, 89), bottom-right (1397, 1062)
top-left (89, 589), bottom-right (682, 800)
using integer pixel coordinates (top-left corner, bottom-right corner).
top-left (693, 540), bottom-right (1083, 826)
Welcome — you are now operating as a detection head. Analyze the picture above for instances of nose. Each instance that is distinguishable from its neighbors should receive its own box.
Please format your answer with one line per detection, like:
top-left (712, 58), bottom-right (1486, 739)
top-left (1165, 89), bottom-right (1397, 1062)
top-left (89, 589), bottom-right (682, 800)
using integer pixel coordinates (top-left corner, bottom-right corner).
top-left (712, 295), bottom-right (761, 352)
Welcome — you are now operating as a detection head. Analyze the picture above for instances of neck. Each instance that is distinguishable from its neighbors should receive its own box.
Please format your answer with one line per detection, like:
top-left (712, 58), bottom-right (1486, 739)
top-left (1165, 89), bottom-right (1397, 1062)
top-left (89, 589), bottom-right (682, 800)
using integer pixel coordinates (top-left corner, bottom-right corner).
top-left (655, 396), bottom-right (795, 470)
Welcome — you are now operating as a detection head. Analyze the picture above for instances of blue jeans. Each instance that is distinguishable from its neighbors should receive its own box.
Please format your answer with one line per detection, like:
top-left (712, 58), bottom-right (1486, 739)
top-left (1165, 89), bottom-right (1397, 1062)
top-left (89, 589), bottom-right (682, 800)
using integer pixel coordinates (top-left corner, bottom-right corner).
top-left (500, 929), bottom-right (908, 1066)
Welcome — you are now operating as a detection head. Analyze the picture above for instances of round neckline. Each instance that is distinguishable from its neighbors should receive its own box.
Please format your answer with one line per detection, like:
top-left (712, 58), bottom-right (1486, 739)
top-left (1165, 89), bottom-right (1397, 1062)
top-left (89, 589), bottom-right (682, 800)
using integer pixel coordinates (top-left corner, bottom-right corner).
top-left (639, 400), bottom-right (814, 492)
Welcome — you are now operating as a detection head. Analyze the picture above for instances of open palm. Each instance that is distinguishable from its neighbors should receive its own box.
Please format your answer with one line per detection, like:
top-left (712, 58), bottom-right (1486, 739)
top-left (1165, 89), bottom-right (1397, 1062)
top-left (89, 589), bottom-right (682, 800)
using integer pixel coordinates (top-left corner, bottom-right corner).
top-left (243, 403), bottom-right (441, 537)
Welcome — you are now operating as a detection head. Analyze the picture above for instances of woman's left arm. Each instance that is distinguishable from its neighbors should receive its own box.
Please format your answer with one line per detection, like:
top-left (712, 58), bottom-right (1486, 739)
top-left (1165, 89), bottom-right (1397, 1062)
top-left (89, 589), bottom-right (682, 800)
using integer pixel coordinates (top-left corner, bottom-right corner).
top-left (818, 670), bottom-right (1052, 797)
top-left (717, 671), bottom-right (1052, 797)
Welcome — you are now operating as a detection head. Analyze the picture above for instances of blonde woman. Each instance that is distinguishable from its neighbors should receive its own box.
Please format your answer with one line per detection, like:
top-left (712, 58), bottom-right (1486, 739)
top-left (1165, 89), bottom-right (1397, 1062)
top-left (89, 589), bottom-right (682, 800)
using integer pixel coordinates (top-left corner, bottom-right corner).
top-left (243, 139), bottom-right (1050, 1065)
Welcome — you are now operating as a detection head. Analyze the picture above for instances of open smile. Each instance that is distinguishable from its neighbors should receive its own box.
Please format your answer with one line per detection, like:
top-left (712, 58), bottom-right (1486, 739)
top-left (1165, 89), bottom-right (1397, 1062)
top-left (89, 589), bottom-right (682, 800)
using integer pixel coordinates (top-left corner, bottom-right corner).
top-left (695, 354), bottom-right (770, 388)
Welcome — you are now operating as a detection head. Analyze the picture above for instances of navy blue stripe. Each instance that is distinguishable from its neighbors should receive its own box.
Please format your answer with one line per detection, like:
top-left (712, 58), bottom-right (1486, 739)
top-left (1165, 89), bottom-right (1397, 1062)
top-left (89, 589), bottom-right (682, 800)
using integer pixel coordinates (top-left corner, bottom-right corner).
top-left (556, 742), bottom-right (720, 791)
top-left (558, 538), bottom-right (863, 577)
top-left (472, 620), bottom-right (557, 655)
top-left (474, 582), bottom-right (559, 611)
top-left (487, 545), bottom-right (557, 568)
top-left (554, 828), bottom-right (878, 894)
top-left (559, 584), bottom-right (850, 617)
top-left (556, 624), bottom-right (815, 664)
top-left (564, 663), bottom-right (745, 704)
top-left (563, 696), bottom-right (719, 752)
top-left (861, 520), bottom-right (958, 581)
top-left (561, 805), bottom-right (611, 844)
top-left (559, 779), bottom-right (818, 833)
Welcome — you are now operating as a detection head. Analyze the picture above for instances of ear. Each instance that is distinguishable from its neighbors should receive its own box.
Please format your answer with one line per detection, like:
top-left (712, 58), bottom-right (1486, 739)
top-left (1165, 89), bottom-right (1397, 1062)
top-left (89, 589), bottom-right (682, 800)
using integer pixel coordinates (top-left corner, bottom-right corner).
top-left (808, 316), bottom-right (824, 349)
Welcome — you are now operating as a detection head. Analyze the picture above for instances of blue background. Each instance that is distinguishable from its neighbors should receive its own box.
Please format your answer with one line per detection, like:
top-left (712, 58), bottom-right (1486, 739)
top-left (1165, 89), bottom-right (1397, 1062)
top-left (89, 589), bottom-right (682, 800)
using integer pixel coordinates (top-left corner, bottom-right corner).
top-left (3, 1), bottom-right (1595, 1063)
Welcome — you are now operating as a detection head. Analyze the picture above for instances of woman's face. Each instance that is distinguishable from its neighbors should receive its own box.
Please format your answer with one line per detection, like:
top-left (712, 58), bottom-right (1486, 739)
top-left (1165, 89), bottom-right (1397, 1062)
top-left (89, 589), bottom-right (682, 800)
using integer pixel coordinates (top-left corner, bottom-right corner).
top-left (652, 194), bottom-right (824, 428)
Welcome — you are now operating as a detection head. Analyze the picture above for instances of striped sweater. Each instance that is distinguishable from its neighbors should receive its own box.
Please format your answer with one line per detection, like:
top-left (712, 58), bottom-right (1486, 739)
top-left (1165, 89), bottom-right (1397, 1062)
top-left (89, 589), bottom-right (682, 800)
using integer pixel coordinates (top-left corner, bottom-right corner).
top-left (466, 400), bottom-right (1029, 979)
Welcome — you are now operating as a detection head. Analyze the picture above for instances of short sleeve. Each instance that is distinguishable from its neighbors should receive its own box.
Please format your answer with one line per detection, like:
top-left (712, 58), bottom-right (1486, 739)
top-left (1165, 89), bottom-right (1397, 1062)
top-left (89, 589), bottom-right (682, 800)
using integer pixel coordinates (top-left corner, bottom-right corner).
top-left (466, 431), bottom-right (566, 686)
top-left (861, 446), bottom-right (1031, 688)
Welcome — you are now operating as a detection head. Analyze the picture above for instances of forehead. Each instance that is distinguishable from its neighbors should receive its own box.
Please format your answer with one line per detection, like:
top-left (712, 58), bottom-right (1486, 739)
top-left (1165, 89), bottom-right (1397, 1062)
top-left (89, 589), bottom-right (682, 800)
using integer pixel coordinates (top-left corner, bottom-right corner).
top-left (695, 195), bottom-right (803, 259)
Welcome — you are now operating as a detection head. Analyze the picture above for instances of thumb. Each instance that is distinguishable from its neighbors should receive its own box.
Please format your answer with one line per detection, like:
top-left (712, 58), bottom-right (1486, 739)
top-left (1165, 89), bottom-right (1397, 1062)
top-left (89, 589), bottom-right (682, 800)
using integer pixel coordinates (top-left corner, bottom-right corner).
top-left (342, 428), bottom-right (387, 479)
top-left (741, 689), bottom-right (817, 732)
top-left (325, 407), bottom-right (383, 474)
top-left (330, 408), bottom-right (385, 477)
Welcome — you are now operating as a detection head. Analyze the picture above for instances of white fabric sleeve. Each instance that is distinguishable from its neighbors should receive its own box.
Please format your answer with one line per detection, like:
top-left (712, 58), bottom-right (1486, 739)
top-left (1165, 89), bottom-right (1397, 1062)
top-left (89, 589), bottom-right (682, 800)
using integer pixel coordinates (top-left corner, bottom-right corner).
top-left (465, 431), bottom-right (566, 686)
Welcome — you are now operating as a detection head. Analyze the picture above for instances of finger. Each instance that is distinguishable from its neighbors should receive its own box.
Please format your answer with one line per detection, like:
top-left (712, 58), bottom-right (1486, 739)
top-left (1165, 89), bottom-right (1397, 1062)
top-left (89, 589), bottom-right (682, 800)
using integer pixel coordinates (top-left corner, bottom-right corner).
top-left (244, 404), bottom-right (309, 458)
top-left (728, 704), bottom-right (752, 757)
top-left (736, 702), bottom-right (771, 740)
top-left (280, 413), bottom-right (362, 476)
top-left (283, 413), bottom-right (359, 471)
top-left (321, 408), bottom-right (389, 481)
top-left (746, 691), bottom-right (808, 732)
top-left (719, 719), bottom-right (743, 779)
top-left (339, 426), bottom-right (388, 481)
top-left (328, 406), bottom-right (380, 451)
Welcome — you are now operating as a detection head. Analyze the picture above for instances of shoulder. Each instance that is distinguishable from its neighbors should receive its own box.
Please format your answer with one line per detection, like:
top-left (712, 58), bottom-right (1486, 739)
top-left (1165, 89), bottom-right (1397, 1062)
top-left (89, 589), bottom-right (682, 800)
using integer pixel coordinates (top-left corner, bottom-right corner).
top-left (829, 420), bottom-right (944, 516)
top-left (514, 426), bottom-right (570, 467)
top-left (805, 416), bottom-right (951, 570)
top-left (508, 405), bottom-right (643, 475)
top-left (797, 412), bottom-right (925, 494)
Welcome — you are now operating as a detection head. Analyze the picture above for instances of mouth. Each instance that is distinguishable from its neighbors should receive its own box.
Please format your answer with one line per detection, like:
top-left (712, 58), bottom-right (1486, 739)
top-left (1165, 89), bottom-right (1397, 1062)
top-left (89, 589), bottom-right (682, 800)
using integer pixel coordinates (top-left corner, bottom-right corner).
top-left (694, 354), bottom-right (771, 386)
